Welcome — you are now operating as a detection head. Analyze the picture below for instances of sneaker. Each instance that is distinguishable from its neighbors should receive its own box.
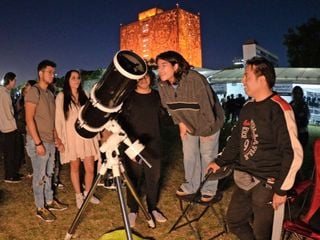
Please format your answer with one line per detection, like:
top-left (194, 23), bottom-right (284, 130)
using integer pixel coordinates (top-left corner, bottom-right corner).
top-left (84, 191), bottom-right (100, 205)
top-left (152, 210), bottom-right (167, 223)
top-left (54, 182), bottom-right (65, 190)
top-left (36, 208), bottom-right (56, 222)
top-left (4, 176), bottom-right (22, 183)
top-left (46, 199), bottom-right (68, 211)
top-left (104, 178), bottom-right (116, 190)
top-left (176, 188), bottom-right (193, 197)
top-left (128, 212), bottom-right (137, 227)
top-left (17, 173), bottom-right (25, 179)
top-left (75, 193), bottom-right (84, 209)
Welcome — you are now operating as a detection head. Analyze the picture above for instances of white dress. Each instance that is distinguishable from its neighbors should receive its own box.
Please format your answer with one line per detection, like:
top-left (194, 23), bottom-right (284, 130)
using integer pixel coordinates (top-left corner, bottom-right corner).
top-left (55, 92), bottom-right (100, 164)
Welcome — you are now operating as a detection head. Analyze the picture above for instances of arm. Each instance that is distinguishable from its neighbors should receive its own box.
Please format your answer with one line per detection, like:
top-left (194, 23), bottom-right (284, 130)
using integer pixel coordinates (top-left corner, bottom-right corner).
top-left (54, 93), bottom-right (65, 152)
top-left (272, 105), bottom-right (303, 196)
top-left (25, 102), bottom-right (46, 156)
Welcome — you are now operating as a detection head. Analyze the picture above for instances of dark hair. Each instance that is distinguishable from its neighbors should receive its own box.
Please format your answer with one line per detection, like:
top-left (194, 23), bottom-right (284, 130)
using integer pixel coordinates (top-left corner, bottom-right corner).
top-left (292, 86), bottom-right (304, 101)
top-left (156, 51), bottom-right (190, 81)
top-left (26, 80), bottom-right (37, 86)
top-left (63, 70), bottom-right (88, 120)
top-left (37, 59), bottom-right (56, 72)
top-left (246, 57), bottom-right (276, 88)
top-left (3, 72), bottom-right (16, 86)
top-left (146, 68), bottom-right (156, 86)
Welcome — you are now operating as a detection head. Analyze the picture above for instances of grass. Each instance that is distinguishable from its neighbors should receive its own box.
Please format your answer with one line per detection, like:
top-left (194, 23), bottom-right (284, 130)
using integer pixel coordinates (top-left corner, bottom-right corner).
top-left (0, 123), bottom-right (319, 240)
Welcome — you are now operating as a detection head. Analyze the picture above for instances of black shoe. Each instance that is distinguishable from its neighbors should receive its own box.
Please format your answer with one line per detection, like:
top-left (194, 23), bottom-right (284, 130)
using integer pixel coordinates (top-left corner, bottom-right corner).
top-left (17, 173), bottom-right (25, 179)
top-left (53, 182), bottom-right (65, 189)
top-left (104, 178), bottom-right (116, 190)
top-left (4, 176), bottom-right (22, 183)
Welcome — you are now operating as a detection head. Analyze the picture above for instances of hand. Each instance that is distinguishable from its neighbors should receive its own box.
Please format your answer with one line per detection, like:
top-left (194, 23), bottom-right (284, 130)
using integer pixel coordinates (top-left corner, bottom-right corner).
top-left (36, 144), bottom-right (46, 156)
top-left (272, 193), bottom-right (287, 210)
top-left (206, 162), bottom-right (220, 174)
top-left (55, 137), bottom-right (62, 148)
top-left (58, 143), bottom-right (65, 153)
top-left (179, 122), bottom-right (191, 140)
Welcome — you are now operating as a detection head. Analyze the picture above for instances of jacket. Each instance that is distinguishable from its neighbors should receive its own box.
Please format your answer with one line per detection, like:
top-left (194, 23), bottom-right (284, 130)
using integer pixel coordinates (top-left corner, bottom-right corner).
top-left (158, 70), bottom-right (223, 137)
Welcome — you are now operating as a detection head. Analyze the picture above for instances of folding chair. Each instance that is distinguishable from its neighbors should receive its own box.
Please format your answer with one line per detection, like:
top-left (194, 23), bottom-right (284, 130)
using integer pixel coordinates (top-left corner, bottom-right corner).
top-left (169, 167), bottom-right (232, 240)
top-left (282, 138), bottom-right (320, 240)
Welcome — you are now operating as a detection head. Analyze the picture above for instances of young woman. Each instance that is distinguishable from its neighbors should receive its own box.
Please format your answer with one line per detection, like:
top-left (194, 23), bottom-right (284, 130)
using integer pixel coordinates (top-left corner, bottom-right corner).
top-left (120, 69), bottom-right (167, 227)
top-left (55, 70), bottom-right (100, 208)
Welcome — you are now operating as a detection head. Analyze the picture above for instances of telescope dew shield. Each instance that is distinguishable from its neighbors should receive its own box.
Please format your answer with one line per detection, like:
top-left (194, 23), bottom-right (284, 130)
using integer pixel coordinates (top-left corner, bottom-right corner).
top-left (75, 50), bottom-right (147, 138)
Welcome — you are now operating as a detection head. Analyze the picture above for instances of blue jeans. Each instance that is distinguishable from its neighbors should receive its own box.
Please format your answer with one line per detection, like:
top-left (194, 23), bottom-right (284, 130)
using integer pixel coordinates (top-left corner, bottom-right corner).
top-left (25, 135), bottom-right (55, 208)
top-left (181, 131), bottom-right (220, 196)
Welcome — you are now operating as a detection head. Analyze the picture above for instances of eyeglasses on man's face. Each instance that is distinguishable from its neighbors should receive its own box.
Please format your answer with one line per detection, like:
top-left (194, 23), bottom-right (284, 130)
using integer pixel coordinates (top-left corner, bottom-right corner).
top-left (42, 70), bottom-right (57, 77)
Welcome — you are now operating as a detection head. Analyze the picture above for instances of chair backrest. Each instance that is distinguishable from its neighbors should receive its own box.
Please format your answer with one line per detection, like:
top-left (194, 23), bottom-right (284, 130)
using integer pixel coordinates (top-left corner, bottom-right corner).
top-left (303, 138), bottom-right (320, 223)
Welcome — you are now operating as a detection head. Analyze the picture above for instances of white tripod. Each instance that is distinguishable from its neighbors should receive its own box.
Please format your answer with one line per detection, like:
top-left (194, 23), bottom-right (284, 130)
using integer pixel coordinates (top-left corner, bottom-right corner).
top-left (65, 120), bottom-right (154, 240)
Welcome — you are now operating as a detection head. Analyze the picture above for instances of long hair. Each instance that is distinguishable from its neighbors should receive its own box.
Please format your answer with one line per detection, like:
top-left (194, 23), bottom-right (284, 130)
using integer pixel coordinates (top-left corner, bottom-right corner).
top-left (156, 51), bottom-right (190, 82)
top-left (63, 70), bottom-right (88, 120)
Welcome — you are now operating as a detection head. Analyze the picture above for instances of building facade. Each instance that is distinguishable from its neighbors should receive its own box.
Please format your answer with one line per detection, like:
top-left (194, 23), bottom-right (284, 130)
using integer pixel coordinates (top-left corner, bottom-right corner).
top-left (120, 6), bottom-right (202, 67)
top-left (242, 39), bottom-right (279, 66)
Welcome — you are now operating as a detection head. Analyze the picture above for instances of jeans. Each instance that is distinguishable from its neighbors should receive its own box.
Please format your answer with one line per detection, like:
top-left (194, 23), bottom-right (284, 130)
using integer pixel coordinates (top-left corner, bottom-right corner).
top-left (25, 135), bottom-right (55, 208)
top-left (181, 130), bottom-right (220, 196)
top-left (226, 183), bottom-right (274, 240)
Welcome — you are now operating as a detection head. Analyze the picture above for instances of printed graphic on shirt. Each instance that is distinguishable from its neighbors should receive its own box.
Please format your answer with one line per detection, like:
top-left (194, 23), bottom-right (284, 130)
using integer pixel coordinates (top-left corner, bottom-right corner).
top-left (241, 119), bottom-right (259, 160)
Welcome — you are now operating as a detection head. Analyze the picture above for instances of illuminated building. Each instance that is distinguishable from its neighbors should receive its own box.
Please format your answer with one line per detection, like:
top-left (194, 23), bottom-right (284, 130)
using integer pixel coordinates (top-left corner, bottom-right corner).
top-left (120, 5), bottom-right (202, 67)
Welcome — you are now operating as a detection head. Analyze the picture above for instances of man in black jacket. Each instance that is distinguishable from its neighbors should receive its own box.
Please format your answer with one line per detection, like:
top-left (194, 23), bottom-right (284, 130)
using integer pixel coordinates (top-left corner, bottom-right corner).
top-left (207, 57), bottom-right (303, 240)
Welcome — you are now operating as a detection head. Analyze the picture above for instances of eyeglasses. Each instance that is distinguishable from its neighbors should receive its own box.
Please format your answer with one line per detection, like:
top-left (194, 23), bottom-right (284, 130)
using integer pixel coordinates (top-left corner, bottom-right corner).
top-left (42, 70), bottom-right (57, 77)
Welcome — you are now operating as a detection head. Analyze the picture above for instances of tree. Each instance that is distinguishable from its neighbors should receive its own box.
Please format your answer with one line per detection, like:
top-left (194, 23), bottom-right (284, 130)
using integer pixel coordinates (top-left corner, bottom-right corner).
top-left (283, 18), bottom-right (320, 67)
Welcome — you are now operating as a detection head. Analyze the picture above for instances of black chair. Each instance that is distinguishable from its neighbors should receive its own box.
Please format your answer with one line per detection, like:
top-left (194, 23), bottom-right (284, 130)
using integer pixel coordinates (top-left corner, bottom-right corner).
top-left (168, 168), bottom-right (232, 240)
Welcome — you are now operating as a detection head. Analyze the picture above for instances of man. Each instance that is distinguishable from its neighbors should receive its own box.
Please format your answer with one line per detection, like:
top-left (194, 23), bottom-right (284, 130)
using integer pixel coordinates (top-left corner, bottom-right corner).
top-left (207, 57), bottom-right (303, 239)
top-left (0, 72), bottom-right (22, 183)
top-left (156, 51), bottom-right (224, 202)
top-left (25, 60), bottom-right (67, 222)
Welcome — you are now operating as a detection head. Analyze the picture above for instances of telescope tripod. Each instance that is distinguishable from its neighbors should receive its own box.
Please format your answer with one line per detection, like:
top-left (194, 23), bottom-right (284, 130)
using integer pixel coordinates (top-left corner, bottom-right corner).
top-left (65, 121), bottom-right (155, 240)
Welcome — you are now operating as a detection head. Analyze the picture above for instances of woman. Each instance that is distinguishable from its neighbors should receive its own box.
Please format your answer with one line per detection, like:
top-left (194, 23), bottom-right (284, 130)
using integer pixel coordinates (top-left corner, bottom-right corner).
top-left (290, 85), bottom-right (311, 181)
top-left (156, 51), bottom-right (224, 202)
top-left (120, 69), bottom-right (167, 227)
top-left (290, 86), bottom-right (310, 148)
top-left (55, 70), bottom-right (100, 208)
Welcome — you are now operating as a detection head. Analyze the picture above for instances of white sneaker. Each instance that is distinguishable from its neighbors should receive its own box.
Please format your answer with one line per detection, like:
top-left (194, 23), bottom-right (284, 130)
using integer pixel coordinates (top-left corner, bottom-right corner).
top-left (75, 193), bottom-right (84, 209)
top-left (152, 210), bottom-right (167, 223)
top-left (128, 212), bottom-right (137, 228)
top-left (83, 191), bottom-right (100, 205)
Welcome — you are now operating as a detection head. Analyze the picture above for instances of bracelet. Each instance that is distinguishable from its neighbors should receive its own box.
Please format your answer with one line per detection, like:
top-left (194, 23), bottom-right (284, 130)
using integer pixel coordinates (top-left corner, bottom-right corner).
top-left (35, 141), bottom-right (43, 146)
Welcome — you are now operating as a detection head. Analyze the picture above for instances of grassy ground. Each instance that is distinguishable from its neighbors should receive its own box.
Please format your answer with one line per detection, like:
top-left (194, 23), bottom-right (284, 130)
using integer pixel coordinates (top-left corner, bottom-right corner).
top-left (0, 124), bottom-right (319, 240)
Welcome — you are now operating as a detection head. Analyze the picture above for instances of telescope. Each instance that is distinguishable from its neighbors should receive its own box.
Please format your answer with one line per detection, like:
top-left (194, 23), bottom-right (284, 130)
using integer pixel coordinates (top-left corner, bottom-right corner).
top-left (65, 51), bottom-right (154, 240)
top-left (75, 50), bottom-right (147, 139)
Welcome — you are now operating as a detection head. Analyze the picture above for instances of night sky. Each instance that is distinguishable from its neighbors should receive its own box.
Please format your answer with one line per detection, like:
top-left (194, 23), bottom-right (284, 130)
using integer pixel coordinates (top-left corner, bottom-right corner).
top-left (1, 0), bottom-right (320, 84)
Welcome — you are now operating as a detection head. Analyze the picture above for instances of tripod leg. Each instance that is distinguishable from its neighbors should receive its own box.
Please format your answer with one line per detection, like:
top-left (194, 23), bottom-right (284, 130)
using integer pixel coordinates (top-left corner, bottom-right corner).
top-left (122, 171), bottom-right (156, 228)
top-left (65, 162), bottom-right (108, 240)
top-left (114, 176), bottom-right (133, 240)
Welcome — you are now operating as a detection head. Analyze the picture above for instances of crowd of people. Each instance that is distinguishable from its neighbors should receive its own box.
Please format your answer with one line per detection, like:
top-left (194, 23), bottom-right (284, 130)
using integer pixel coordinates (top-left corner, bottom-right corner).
top-left (0, 53), bottom-right (310, 239)
top-left (221, 93), bottom-right (246, 123)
